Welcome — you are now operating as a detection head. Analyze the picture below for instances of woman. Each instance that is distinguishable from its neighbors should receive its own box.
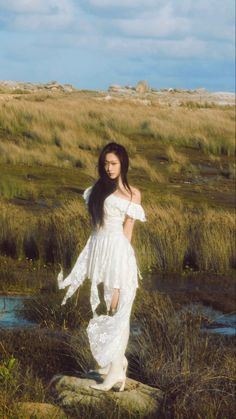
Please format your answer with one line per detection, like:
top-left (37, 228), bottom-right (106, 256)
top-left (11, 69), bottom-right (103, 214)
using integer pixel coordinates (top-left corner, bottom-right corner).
top-left (57, 142), bottom-right (146, 391)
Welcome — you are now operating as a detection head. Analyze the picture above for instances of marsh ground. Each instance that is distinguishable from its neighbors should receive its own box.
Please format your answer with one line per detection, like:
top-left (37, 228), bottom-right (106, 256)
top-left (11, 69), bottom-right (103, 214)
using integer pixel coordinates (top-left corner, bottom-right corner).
top-left (0, 88), bottom-right (235, 418)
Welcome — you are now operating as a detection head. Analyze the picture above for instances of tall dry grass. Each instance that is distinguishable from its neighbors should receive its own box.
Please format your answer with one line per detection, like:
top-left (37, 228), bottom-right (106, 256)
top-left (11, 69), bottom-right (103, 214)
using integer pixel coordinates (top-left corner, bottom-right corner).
top-left (130, 288), bottom-right (236, 419)
top-left (0, 199), bottom-right (90, 268)
top-left (134, 201), bottom-right (235, 273)
top-left (0, 93), bottom-right (235, 181)
top-left (0, 92), bottom-right (235, 276)
top-left (0, 328), bottom-right (78, 418)
top-left (1, 287), bottom-right (235, 418)
top-left (0, 198), bottom-right (235, 275)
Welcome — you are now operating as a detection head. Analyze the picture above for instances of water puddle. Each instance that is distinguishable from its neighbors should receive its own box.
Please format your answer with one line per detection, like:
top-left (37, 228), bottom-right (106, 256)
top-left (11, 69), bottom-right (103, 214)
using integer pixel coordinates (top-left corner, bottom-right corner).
top-left (1, 291), bottom-right (235, 337)
top-left (0, 296), bottom-right (35, 328)
top-left (180, 303), bottom-right (236, 336)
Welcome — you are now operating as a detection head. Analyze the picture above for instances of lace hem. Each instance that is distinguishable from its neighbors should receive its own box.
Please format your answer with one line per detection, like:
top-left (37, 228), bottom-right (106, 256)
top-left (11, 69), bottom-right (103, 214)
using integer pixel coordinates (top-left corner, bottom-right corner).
top-left (57, 237), bottom-right (91, 305)
top-left (82, 186), bottom-right (93, 205)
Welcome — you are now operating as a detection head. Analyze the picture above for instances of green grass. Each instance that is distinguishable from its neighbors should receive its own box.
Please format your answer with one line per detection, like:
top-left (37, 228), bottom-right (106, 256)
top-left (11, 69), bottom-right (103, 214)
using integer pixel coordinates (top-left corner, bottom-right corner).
top-left (0, 89), bottom-right (235, 419)
top-left (0, 163), bottom-right (90, 202)
top-left (0, 287), bottom-right (235, 418)
top-left (0, 197), bottom-right (235, 278)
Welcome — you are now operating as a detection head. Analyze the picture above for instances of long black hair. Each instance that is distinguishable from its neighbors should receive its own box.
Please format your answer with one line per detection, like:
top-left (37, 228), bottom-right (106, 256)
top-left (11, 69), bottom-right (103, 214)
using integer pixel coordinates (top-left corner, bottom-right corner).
top-left (88, 142), bottom-right (133, 228)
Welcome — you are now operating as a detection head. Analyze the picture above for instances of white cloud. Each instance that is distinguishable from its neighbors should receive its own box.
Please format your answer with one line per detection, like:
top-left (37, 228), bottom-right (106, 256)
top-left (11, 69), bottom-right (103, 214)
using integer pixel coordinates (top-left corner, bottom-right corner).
top-left (116, 5), bottom-right (190, 38)
top-left (86, 0), bottom-right (159, 8)
top-left (0, 0), bottom-right (234, 79)
top-left (13, 13), bottom-right (74, 30)
top-left (106, 37), bottom-right (205, 58)
top-left (0, 0), bottom-right (69, 14)
top-left (1, 0), bottom-right (234, 47)
top-left (105, 35), bottom-right (234, 61)
top-left (0, 0), bottom-right (79, 30)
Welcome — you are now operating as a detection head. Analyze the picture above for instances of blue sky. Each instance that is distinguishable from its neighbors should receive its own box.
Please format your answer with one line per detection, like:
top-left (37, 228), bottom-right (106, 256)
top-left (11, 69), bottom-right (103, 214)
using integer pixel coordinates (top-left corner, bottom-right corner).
top-left (0, 0), bottom-right (235, 92)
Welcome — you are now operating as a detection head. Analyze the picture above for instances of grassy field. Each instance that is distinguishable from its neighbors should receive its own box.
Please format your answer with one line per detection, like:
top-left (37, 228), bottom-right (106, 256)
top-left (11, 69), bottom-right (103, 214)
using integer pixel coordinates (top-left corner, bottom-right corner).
top-left (0, 90), bottom-right (235, 418)
top-left (0, 90), bottom-right (235, 283)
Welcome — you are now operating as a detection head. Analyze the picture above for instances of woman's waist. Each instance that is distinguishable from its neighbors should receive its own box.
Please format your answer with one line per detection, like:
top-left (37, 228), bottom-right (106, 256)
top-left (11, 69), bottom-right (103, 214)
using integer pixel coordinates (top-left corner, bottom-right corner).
top-left (94, 222), bottom-right (124, 234)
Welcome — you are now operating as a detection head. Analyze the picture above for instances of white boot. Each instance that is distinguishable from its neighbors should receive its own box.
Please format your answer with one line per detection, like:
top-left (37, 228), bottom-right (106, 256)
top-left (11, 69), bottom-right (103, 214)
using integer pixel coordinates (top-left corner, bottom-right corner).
top-left (90, 355), bottom-right (128, 392)
top-left (89, 356), bottom-right (127, 376)
top-left (89, 363), bottom-right (111, 375)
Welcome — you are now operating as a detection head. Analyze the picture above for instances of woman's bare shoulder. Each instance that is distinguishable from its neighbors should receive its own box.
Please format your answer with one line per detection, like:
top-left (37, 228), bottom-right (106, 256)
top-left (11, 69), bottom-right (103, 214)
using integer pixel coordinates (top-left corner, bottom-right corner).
top-left (130, 186), bottom-right (141, 204)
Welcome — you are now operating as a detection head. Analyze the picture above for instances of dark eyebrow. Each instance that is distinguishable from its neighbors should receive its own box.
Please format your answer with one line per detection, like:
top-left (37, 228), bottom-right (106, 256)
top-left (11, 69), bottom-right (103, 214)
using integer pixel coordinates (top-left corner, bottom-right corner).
top-left (105, 159), bottom-right (119, 163)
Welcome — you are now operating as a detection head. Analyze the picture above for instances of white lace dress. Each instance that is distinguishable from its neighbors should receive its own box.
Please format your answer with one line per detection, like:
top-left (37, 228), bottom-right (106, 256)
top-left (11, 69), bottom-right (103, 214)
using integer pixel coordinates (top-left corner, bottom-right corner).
top-left (57, 186), bottom-right (146, 367)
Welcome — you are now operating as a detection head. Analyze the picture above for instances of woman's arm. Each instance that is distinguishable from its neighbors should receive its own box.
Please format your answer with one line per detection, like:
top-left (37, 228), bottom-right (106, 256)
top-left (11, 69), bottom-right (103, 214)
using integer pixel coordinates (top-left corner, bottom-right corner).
top-left (123, 216), bottom-right (136, 242)
top-left (123, 188), bottom-right (141, 242)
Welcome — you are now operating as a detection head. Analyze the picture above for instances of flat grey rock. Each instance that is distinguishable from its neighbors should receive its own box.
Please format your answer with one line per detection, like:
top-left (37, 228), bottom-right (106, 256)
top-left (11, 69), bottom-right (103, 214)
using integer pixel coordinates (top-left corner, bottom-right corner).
top-left (50, 372), bottom-right (162, 416)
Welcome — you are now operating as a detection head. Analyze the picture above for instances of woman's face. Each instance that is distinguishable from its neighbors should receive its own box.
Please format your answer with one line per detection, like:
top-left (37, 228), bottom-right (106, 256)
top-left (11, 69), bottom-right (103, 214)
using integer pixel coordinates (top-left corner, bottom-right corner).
top-left (104, 152), bottom-right (121, 179)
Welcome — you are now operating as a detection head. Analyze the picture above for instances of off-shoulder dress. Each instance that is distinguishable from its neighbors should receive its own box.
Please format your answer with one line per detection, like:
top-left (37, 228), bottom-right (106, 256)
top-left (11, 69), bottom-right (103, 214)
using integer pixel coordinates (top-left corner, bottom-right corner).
top-left (57, 185), bottom-right (146, 368)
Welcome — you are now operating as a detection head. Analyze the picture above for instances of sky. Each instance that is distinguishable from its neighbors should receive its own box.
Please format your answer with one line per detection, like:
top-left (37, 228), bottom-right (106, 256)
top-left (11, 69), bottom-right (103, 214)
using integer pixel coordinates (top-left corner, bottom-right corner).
top-left (0, 0), bottom-right (235, 92)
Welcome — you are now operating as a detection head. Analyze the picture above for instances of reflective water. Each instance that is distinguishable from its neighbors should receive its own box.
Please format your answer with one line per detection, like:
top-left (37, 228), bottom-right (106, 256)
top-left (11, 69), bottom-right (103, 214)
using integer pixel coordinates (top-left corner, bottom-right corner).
top-left (0, 296), bottom-right (35, 328)
top-left (0, 291), bottom-right (235, 336)
top-left (145, 272), bottom-right (236, 336)
top-left (180, 303), bottom-right (236, 336)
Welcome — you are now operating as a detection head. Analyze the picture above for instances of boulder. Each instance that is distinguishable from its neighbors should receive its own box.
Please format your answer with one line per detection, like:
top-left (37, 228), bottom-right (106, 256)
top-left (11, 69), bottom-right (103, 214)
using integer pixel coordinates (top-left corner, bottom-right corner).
top-left (108, 84), bottom-right (122, 92)
top-left (63, 84), bottom-right (75, 92)
top-left (50, 372), bottom-right (163, 417)
top-left (136, 80), bottom-right (149, 94)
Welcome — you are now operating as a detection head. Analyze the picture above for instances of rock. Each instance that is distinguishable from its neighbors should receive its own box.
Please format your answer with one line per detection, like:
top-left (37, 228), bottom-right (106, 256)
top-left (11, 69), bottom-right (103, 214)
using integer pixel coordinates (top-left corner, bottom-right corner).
top-left (195, 88), bottom-right (207, 93)
top-left (47, 80), bottom-right (58, 85)
top-left (17, 402), bottom-right (66, 419)
top-left (50, 372), bottom-right (163, 416)
top-left (108, 84), bottom-right (122, 92)
top-left (0, 80), bottom-right (77, 93)
top-left (63, 84), bottom-right (75, 92)
top-left (136, 80), bottom-right (149, 94)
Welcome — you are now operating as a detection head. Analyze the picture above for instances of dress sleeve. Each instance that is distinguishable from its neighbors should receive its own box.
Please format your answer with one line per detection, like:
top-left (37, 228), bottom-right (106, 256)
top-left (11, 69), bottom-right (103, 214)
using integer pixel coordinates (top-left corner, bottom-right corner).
top-left (125, 202), bottom-right (147, 222)
top-left (82, 186), bottom-right (93, 205)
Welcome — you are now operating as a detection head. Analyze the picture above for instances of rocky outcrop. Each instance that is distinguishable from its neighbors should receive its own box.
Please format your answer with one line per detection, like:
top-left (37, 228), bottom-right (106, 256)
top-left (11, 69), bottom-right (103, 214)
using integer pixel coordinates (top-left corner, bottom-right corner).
top-left (108, 84), bottom-right (122, 92)
top-left (108, 81), bottom-right (150, 95)
top-left (0, 80), bottom-right (77, 93)
top-left (108, 84), bottom-right (135, 95)
top-left (1, 79), bottom-right (234, 106)
top-left (50, 372), bottom-right (163, 417)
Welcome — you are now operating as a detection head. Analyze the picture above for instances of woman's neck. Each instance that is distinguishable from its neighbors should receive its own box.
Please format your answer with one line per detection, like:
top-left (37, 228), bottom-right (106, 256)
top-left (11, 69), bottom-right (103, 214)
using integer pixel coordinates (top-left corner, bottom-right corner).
top-left (116, 177), bottom-right (126, 191)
